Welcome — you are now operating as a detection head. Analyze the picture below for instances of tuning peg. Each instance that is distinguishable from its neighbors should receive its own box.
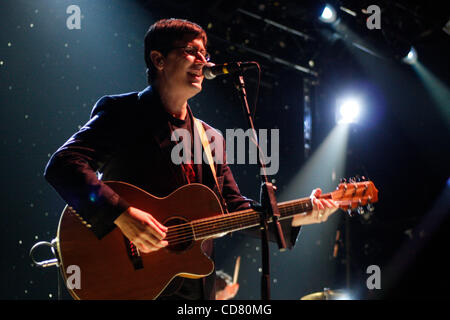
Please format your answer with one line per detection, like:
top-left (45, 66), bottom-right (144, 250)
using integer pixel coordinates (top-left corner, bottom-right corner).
top-left (340, 178), bottom-right (347, 183)
top-left (346, 208), bottom-right (354, 217)
top-left (366, 203), bottom-right (375, 212)
top-left (357, 200), bottom-right (364, 215)
top-left (357, 206), bottom-right (365, 215)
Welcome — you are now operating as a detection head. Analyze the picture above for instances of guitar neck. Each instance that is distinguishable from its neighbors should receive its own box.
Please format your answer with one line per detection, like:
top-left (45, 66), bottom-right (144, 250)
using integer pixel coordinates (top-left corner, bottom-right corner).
top-left (166, 178), bottom-right (378, 244)
top-left (188, 197), bottom-right (313, 241)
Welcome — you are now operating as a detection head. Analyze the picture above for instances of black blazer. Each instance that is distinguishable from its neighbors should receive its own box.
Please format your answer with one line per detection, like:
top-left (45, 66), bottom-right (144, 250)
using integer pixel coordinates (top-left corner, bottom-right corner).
top-left (44, 86), bottom-right (300, 298)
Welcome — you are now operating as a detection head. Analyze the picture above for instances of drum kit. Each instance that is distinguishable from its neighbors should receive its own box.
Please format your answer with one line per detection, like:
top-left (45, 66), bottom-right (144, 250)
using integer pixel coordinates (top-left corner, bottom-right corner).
top-left (216, 256), bottom-right (349, 300)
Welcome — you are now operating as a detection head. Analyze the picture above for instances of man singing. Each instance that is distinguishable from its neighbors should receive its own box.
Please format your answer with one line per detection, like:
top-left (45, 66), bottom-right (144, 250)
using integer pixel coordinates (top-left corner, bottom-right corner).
top-left (44, 18), bottom-right (338, 300)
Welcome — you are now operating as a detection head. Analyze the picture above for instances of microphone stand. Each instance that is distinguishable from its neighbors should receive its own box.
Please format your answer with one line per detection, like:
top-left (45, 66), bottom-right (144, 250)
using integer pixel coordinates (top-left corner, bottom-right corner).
top-left (232, 67), bottom-right (287, 300)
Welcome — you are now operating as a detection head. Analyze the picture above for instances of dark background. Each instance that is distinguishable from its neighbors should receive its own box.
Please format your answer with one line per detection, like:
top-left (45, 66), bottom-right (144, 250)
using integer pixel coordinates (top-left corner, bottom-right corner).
top-left (1, 0), bottom-right (449, 300)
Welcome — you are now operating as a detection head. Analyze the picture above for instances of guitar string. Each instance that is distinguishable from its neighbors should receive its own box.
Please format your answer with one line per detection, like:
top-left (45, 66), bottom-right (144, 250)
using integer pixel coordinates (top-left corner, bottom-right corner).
top-left (166, 216), bottom-right (261, 245)
top-left (164, 200), bottom-right (314, 238)
top-left (165, 214), bottom-right (261, 242)
top-left (164, 202), bottom-right (314, 243)
top-left (164, 210), bottom-right (257, 235)
top-left (160, 184), bottom-right (369, 244)
top-left (164, 200), bottom-right (353, 246)
top-left (168, 221), bottom-right (259, 245)
top-left (163, 199), bottom-right (354, 244)
top-left (123, 186), bottom-right (359, 238)
top-left (160, 191), bottom-right (359, 235)
top-left (166, 214), bottom-right (260, 242)
top-left (163, 200), bottom-right (312, 237)
top-left (189, 202), bottom-right (311, 237)
top-left (164, 199), bottom-right (313, 234)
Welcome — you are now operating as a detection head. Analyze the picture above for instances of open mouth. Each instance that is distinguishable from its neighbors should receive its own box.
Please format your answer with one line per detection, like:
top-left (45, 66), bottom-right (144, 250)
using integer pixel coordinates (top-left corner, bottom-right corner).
top-left (187, 72), bottom-right (203, 82)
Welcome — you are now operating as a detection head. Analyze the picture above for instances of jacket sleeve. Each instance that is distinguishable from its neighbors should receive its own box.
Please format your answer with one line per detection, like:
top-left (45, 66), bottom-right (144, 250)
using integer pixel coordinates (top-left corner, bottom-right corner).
top-left (44, 96), bottom-right (131, 239)
top-left (218, 135), bottom-right (301, 249)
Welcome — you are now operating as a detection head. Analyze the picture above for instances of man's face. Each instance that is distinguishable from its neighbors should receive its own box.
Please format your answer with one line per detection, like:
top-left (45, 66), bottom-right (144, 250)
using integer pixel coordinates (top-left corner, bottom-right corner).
top-left (158, 35), bottom-right (208, 98)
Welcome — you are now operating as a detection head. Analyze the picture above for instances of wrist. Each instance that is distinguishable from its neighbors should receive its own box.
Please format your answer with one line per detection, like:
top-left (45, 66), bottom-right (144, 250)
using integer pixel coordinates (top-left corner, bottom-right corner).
top-left (114, 207), bottom-right (131, 226)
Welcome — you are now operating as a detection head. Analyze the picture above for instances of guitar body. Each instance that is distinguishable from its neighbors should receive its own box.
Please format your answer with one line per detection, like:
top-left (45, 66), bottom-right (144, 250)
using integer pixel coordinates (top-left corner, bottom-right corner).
top-left (53, 178), bottom-right (378, 300)
top-left (56, 181), bottom-right (224, 300)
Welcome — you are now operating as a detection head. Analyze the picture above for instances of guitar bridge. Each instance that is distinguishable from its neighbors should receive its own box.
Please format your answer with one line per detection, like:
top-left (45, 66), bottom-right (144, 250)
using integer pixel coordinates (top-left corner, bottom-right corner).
top-left (123, 236), bottom-right (144, 270)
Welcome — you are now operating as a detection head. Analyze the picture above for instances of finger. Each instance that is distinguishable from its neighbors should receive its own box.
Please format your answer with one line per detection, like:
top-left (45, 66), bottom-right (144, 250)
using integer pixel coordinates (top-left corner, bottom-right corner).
top-left (327, 199), bottom-right (338, 208)
top-left (133, 208), bottom-right (167, 233)
top-left (315, 199), bottom-right (328, 208)
top-left (313, 198), bottom-right (325, 210)
top-left (148, 214), bottom-right (168, 232)
top-left (144, 219), bottom-right (167, 240)
top-left (325, 200), bottom-right (340, 212)
top-left (155, 239), bottom-right (169, 248)
top-left (135, 241), bottom-right (151, 253)
top-left (141, 232), bottom-right (168, 249)
top-left (313, 188), bottom-right (322, 198)
top-left (322, 199), bottom-right (334, 208)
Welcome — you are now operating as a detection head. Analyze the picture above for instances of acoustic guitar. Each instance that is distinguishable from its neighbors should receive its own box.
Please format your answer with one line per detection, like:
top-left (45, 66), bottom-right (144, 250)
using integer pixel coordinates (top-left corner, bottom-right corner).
top-left (55, 180), bottom-right (378, 299)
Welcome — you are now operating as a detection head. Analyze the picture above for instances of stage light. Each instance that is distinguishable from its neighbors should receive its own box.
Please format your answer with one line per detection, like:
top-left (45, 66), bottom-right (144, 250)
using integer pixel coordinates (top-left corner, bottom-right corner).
top-left (336, 292), bottom-right (354, 300)
top-left (336, 97), bottom-right (361, 124)
top-left (319, 5), bottom-right (337, 24)
top-left (337, 294), bottom-right (352, 300)
top-left (402, 46), bottom-right (418, 64)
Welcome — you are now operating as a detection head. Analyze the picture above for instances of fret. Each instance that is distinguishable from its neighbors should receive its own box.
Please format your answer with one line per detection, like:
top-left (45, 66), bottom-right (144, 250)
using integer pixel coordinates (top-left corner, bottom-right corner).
top-left (192, 197), bottom-right (313, 240)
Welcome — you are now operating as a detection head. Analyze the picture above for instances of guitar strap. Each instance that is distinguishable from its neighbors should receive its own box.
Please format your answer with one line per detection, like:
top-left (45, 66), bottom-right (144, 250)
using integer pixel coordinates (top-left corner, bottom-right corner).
top-left (193, 118), bottom-right (229, 213)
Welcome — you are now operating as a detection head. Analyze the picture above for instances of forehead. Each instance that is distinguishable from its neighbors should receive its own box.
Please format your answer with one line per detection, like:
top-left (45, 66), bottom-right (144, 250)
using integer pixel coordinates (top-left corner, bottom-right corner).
top-left (174, 34), bottom-right (206, 49)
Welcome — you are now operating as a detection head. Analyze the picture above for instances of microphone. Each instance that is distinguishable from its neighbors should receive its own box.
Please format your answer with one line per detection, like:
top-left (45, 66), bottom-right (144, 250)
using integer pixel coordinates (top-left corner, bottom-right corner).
top-left (203, 62), bottom-right (258, 80)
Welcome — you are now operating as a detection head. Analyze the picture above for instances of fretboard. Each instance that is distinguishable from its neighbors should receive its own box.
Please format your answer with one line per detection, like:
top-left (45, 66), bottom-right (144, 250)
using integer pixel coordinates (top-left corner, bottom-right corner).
top-left (190, 197), bottom-right (313, 240)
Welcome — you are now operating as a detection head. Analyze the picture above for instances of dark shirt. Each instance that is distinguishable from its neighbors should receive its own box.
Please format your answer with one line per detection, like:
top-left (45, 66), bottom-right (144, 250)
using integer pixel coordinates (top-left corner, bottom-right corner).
top-left (167, 110), bottom-right (197, 184)
top-left (160, 105), bottom-right (204, 299)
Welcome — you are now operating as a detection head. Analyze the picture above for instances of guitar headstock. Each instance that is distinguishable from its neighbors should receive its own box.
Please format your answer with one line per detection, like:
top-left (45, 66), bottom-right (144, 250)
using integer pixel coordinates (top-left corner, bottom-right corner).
top-left (330, 177), bottom-right (379, 216)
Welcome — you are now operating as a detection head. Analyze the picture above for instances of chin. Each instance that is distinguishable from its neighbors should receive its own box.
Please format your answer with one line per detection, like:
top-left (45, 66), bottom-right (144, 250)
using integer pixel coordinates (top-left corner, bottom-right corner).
top-left (190, 82), bottom-right (203, 92)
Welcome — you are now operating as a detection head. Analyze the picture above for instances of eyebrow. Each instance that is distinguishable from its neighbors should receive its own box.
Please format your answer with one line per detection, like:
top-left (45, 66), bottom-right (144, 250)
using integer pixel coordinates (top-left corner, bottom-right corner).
top-left (188, 39), bottom-right (206, 49)
top-left (192, 45), bottom-right (207, 52)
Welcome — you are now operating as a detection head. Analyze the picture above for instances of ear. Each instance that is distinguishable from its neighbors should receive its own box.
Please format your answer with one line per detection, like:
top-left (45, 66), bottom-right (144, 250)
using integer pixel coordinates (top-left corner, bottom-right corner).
top-left (150, 50), bottom-right (165, 70)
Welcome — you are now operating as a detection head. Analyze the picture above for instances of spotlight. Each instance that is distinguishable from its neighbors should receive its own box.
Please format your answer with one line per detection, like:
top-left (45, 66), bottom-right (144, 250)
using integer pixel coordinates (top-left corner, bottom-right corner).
top-left (402, 46), bottom-right (418, 64)
top-left (336, 97), bottom-right (361, 124)
top-left (319, 4), bottom-right (337, 24)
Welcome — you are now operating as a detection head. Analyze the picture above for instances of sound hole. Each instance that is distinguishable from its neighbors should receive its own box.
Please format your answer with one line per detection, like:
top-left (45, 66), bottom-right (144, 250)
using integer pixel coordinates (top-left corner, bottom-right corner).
top-left (164, 216), bottom-right (194, 253)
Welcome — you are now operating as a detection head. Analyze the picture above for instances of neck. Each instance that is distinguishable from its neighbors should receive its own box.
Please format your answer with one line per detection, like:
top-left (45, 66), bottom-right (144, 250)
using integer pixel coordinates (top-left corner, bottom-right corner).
top-left (165, 197), bottom-right (314, 243)
top-left (154, 81), bottom-right (188, 120)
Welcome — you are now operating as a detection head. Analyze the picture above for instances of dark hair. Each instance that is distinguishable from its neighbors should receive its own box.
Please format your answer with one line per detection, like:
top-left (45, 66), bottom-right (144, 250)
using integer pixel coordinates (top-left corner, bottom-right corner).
top-left (144, 18), bottom-right (207, 84)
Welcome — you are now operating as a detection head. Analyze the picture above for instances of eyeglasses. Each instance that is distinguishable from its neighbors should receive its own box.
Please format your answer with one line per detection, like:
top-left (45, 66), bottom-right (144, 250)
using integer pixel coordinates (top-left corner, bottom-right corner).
top-left (172, 45), bottom-right (211, 62)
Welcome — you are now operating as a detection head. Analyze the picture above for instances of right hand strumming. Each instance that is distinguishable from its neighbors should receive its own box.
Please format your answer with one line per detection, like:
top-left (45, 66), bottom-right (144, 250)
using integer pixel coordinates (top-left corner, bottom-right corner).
top-left (114, 206), bottom-right (168, 253)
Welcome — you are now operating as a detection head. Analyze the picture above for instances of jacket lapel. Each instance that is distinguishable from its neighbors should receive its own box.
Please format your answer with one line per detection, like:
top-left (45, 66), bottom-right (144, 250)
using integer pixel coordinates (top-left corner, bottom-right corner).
top-left (137, 86), bottom-right (188, 187)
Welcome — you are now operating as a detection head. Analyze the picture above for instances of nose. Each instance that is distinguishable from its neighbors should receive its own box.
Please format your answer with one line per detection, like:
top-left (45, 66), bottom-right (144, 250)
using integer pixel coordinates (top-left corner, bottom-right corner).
top-left (195, 52), bottom-right (209, 65)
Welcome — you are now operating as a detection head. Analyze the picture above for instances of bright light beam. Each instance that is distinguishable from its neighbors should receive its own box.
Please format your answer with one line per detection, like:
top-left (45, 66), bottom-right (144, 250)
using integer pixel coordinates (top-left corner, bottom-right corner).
top-left (381, 179), bottom-right (450, 297)
top-left (402, 46), bottom-right (418, 65)
top-left (278, 124), bottom-right (350, 202)
top-left (276, 124), bottom-right (351, 299)
top-left (319, 5), bottom-right (338, 24)
top-left (411, 62), bottom-right (450, 127)
top-left (336, 97), bottom-right (362, 124)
